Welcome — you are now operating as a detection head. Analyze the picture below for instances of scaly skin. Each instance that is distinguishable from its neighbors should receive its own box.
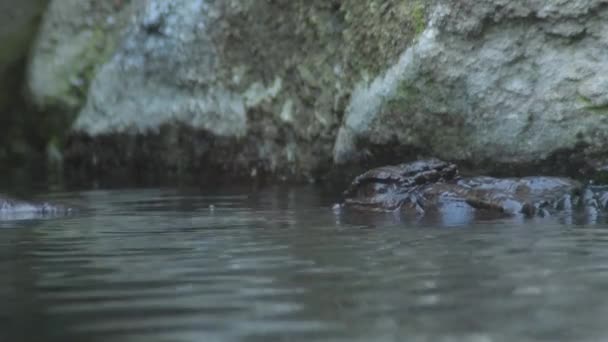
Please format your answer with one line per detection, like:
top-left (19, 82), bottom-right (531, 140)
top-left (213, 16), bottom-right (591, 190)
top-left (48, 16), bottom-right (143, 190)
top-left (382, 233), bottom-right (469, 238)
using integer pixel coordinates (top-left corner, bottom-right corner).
top-left (341, 159), bottom-right (602, 218)
top-left (342, 158), bottom-right (458, 211)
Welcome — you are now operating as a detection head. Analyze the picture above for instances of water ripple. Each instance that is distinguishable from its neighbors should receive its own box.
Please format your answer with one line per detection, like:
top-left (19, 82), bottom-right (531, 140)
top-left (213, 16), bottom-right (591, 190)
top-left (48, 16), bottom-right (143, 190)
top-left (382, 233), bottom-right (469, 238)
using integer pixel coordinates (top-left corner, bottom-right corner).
top-left (3, 188), bottom-right (608, 341)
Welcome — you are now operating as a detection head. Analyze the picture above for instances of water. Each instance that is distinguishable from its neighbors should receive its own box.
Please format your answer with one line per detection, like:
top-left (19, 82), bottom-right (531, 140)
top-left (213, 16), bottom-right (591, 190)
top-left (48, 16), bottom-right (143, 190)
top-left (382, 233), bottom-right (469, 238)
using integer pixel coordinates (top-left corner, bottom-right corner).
top-left (2, 186), bottom-right (608, 342)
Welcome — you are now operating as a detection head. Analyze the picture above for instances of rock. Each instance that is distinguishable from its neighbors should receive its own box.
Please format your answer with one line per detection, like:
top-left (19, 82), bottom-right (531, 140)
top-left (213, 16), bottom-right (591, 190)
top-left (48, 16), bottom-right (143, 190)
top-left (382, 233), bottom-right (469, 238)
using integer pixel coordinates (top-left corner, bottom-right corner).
top-left (73, 0), bottom-right (248, 137)
top-left (26, 0), bottom-right (135, 112)
top-left (578, 74), bottom-right (608, 108)
top-left (26, 0), bottom-right (608, 182)
top-left (334, 0), bottom-right (608, 172)
top-left (0, 0), bottom-right (51, 164)
top-left (61, 0), bottom-right (374, 181)
top-left (0, 0), bottom-right (47, 112)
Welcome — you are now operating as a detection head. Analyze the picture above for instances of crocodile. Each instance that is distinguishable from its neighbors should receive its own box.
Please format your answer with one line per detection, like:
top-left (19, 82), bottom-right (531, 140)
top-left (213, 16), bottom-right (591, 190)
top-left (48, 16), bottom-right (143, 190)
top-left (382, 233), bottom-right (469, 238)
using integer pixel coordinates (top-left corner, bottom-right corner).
top-left (339, 158), bottom-right (605, 220)
top-left (0, 194), bottom-right (72, 220)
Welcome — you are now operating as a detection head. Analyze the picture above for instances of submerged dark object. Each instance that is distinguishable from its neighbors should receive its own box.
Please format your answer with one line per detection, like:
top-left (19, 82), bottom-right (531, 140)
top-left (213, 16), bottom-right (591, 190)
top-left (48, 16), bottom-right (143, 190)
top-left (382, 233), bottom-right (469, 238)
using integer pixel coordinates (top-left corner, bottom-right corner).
top-left (341, 158), bottom-right (603, 219)
top-left (0, 194), bottom-right (72, 220)
top-left (343, 159), bottom-right (458, 211)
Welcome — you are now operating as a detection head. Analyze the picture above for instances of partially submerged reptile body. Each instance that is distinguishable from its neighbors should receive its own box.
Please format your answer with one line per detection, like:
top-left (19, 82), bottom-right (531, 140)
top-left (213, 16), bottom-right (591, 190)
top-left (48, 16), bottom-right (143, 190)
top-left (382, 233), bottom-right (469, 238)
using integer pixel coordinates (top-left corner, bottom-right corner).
top-left (0, 195), bottom-right (72, 220)
top-left (343, 159), bottom-right (458, 212)
top-left (342, 159), bottom-right (604, 219)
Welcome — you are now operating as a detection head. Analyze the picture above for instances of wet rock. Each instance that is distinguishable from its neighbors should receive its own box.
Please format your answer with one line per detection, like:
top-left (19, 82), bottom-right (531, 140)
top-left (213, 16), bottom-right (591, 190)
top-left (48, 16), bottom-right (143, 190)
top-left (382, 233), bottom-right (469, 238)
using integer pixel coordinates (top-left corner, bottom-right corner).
top-left (334, 0), bottom-right (608, 173)
top-left (27, 0), bottom-right (134, 112)
top-left (0, 0), bottom-right (47, 112)
top-left (24, 0), bottom-right (608, 182)
top-left (57, 0), bottom-right (359, 181)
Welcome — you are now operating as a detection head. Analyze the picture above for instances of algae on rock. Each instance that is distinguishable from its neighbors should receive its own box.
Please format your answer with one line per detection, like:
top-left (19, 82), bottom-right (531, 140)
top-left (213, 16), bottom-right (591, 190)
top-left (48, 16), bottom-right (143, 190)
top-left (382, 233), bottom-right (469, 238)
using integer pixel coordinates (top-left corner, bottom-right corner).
top-left (27, 0), bottom-right (135, 113)
top-left (0, 0), bottom-right (49, 167)
top-left (335, 1), bottom-right (608, 177)
top-left (60, 0), bottom-right (430, 181)
top-left (32, 0), bottom-right (608, 182)
top-left (341, 0), bottom-right (429, 80)
top-left (0, 0), bottom-right (48, 112)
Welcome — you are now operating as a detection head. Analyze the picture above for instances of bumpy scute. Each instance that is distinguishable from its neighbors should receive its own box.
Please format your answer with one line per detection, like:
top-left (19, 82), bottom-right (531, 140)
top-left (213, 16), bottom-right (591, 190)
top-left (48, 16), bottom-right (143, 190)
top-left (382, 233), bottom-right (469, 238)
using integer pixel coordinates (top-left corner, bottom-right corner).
top-left (342, 159), bottom-right (603, 219)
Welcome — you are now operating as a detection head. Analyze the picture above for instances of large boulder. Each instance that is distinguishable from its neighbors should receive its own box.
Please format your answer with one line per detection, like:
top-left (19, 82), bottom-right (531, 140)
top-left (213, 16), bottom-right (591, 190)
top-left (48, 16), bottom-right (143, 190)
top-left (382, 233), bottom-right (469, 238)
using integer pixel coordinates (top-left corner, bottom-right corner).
top-left (334, 0), bottom-right (608, 175)
top-left (0, 0), bottom-right (47, 112)
top-left (63, 0), bottom-right (424, 182)
top-left (27, 0), bottom-right (608, 182)
top-left (0, 0), bottom-right (48, 164)
top-left (26, 0), bottom-right (135, 112)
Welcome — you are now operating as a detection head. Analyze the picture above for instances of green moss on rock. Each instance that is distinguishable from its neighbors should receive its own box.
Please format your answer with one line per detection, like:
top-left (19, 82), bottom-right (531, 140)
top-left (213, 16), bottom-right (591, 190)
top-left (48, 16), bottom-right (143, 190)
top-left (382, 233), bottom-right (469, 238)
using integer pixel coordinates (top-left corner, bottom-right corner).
top-left (0, 0), bottom-right (48, 112)
top-left (342, 0), bottom-right (429, 80)
top-left (63, 0), bottom-right (431, 182)
top-left (577, 95), bottom-right (608, 114)
top-left (27, 0), bottom-right (134, 113)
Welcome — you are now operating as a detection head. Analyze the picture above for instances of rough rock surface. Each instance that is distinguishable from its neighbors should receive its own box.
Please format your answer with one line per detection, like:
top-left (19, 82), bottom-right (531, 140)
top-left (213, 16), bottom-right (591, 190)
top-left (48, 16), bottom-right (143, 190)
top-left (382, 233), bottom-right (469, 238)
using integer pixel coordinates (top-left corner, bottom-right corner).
top-left (61, 0), bottom-right (425, 182)
top-left (0, 0), bottom-right (47, 112)
top-left (26, 0), bottom-right (608, 182)
top-left (335, 0), bottom-right (608, 173)
top-left (27, 0), bottom-right (135, 112)
top-left (0, 0), bottom-right (50, 165)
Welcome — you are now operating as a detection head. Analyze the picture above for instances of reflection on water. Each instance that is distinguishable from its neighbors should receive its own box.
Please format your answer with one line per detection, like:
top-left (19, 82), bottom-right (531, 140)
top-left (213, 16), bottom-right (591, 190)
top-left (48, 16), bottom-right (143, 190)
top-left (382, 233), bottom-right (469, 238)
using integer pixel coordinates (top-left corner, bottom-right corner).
top-left (2, 186), bottom-right (608, 341)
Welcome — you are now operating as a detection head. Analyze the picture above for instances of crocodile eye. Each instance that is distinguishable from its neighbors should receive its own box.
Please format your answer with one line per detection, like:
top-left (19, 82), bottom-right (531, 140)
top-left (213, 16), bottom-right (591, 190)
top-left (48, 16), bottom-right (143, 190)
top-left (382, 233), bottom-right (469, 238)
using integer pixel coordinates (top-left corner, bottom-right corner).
top-left (375, 185), bottom-right (388, 194)
top-left (357, 183), bottom-right (388, 197)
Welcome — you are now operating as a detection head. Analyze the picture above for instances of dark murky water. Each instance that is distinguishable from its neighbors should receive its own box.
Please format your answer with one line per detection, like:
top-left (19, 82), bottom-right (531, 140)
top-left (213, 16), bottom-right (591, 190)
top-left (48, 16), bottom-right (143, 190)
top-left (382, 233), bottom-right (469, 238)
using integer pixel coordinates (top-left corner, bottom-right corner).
top-left (2, 186), bottom-right (608, 342)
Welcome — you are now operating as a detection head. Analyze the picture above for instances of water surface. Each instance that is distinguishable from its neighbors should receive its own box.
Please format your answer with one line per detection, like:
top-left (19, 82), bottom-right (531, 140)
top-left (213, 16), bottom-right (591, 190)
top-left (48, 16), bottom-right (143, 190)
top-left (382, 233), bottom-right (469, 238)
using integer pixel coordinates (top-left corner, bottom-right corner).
top-left (2, 186), bottom-right (608, 342)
